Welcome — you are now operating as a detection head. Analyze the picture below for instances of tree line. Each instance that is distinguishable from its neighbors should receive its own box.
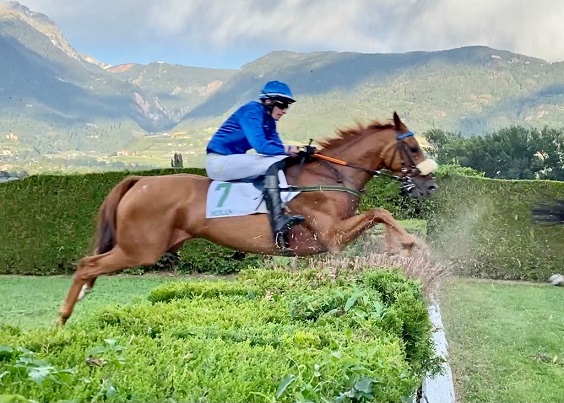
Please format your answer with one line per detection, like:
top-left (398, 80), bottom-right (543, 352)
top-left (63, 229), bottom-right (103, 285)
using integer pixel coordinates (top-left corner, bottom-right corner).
top-left (424, 125), bottom-right (564, 180)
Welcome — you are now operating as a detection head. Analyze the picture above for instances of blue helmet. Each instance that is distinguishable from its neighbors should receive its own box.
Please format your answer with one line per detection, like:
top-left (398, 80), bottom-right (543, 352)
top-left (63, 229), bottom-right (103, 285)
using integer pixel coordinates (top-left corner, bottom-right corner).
top-left (259, 81), bottom-right (296, 103)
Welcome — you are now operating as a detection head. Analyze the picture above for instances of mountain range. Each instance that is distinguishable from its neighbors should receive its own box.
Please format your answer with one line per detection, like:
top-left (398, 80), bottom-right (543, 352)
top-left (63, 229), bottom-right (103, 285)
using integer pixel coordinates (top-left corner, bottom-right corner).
top-left (1, 1), bottom-right (564, 172)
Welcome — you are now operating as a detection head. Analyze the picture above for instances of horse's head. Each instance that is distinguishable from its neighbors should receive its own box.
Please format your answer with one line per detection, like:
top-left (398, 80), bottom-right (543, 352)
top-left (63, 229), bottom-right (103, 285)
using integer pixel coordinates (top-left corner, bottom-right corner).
top-left (314, 112), bottom-right (438, 198)
top-left (376, 112), bottom-right (438, 198)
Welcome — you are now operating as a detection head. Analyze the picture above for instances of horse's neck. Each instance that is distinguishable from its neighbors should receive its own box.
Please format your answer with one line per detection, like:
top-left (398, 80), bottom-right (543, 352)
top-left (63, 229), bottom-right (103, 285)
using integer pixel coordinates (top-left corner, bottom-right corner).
top-left (321, 137), bottom-right (387, 190)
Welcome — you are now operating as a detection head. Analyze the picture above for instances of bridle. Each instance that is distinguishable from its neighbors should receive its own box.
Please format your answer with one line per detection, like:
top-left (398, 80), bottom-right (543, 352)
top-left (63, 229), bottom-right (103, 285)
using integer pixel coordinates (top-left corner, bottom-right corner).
top-left (309, 131), bottom-right (427, 194)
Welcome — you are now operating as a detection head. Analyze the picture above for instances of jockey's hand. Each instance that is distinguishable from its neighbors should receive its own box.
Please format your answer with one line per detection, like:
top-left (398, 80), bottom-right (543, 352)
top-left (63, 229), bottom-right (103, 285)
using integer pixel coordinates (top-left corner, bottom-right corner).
top-left (285, 145), bottom-right (301, 155)
top-left (297, 145), bottom-right (317, 160)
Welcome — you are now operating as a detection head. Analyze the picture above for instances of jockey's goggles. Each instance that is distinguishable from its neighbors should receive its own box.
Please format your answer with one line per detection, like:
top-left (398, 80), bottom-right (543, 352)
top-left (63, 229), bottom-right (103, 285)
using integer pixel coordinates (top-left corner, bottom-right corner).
top-left (273, 100), bottom-right (290, 110)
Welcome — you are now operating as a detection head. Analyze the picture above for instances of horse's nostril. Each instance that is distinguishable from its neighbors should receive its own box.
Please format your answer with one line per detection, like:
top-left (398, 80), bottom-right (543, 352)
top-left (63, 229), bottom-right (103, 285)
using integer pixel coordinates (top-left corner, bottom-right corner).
top-left (428, 185), bottom-right (438, 191)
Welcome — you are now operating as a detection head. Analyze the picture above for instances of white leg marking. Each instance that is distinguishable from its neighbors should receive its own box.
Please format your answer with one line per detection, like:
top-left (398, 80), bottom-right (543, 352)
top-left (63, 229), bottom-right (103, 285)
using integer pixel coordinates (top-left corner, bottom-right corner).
top-left (77, 284), bottom-right (92, 301)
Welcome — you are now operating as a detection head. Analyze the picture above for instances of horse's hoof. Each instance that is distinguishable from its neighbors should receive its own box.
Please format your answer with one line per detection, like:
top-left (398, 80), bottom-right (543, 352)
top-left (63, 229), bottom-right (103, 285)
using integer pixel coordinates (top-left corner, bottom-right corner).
top-left (399, 247), bottom-right (414, 257)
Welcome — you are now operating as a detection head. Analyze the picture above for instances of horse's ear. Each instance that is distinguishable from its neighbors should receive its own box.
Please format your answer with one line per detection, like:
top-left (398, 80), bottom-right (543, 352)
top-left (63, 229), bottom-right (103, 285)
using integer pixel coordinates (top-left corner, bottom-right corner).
top-left (393, 112), bottom-right (401, 129)
top-left (393, 112), bottom-right (407, 131)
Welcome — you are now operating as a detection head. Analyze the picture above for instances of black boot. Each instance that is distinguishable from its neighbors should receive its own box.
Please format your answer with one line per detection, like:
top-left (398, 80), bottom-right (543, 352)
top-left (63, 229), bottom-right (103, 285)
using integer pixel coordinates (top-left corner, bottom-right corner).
top-left (263, 172), bottom-right (305, 248)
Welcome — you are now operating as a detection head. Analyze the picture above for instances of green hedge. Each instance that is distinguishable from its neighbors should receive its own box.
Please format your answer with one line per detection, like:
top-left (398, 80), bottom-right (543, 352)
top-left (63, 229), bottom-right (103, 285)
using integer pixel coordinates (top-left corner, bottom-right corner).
top-left (0, 168), bottom-right (266, 275)
top-left (0, 268), bottom-right (440, 403)
top-left (358, 177), bottom-right (430, 220)
top-left (426, 175), bottom-right (564, 280)
top-left (0, 168), bottom-right (414, 275)
top-left (7, 163), bottom-right (563, 280)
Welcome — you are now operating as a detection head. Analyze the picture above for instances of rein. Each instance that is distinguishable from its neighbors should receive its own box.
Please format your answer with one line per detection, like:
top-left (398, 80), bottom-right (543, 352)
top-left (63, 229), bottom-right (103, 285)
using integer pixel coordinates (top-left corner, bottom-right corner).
top-left (310, 131), bottom-right (418, 190)
top-left (284, 184), bottom-right (363, 197)
top-left (283, 131), bottom-right (419, 197)
top-left (312, 153), bottom-right (404, 181)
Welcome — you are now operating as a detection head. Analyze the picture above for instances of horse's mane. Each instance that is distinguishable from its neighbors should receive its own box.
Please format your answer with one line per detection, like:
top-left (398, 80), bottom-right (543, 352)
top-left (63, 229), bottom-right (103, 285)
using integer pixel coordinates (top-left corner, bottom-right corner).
top-left (316, 120), bottom-right (395, 150)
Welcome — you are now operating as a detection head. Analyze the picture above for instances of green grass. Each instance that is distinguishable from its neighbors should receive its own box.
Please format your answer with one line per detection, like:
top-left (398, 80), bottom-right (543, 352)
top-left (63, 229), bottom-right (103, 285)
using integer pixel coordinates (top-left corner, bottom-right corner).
top-left (439, 278), bottom-right (564, 403)
top-left (11, 273), bottom-right (563, 402)
top-left (0, 275), bottom-right (187, 329)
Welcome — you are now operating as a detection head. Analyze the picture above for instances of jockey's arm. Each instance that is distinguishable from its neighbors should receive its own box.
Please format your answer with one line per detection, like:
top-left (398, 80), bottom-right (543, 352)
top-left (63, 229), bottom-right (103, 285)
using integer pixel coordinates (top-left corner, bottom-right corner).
top-left (240, 109), bottom-right (287, 155)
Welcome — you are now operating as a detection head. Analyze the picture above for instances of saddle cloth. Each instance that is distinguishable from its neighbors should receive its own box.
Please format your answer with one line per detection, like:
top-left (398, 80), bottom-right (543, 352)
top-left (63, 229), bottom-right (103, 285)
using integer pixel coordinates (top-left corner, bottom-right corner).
top-left (205, 170), bottom-right (301, 218)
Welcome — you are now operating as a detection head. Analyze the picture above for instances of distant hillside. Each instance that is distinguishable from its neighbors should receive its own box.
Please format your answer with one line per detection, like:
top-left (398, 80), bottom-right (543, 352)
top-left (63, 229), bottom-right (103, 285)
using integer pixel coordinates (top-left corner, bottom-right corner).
top-left (1, 1), bottom-right (564, 173)
top-left (178, 48), bottom-right (564, 141)
top-left (106, 62), bottom-right (237, 124)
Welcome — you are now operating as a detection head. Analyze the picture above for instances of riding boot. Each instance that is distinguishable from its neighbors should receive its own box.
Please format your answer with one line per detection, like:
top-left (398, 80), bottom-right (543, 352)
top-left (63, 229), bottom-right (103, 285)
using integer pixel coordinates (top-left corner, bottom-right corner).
top-left (263, 172), bottom-right (305, 248)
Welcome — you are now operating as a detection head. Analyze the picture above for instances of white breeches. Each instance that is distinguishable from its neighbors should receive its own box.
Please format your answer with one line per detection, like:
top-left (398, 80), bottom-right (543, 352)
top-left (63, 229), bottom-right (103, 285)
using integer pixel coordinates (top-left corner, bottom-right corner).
top-left (205, 153), bottom-right (288, 181)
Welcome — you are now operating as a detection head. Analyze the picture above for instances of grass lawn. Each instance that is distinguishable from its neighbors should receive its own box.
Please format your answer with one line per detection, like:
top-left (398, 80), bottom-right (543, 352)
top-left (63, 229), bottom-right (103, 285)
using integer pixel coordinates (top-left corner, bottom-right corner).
top-left (439, 278), bottom-right (564, 403)
top-left (0, 274), bottom-right (191, 329)
top-left (3, 274), bottom-right (564, 402)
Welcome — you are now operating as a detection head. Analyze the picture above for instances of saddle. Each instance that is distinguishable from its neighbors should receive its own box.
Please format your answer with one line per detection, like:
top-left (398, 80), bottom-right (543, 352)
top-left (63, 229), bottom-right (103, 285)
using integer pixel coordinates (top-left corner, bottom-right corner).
top-left (205, 171), bottom-right (300, 219)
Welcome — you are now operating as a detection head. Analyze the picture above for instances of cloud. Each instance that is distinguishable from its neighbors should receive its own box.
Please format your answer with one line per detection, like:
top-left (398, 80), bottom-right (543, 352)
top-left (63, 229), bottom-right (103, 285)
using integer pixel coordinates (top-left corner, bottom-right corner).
top-left (20, 0), bottom-right (564, 66)
top-left (385, 0), bottom-right (564, 61)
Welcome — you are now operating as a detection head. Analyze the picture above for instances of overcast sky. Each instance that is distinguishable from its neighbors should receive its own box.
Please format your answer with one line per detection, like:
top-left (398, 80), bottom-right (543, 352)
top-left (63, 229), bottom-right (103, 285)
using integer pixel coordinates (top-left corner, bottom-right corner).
top-left (18, 0), bottom-right (564, 68)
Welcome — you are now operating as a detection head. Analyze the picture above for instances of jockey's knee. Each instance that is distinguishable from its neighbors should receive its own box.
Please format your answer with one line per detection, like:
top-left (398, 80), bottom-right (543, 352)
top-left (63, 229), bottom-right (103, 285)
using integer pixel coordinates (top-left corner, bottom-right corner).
top-left (265, 160), bottom-right (286, 176)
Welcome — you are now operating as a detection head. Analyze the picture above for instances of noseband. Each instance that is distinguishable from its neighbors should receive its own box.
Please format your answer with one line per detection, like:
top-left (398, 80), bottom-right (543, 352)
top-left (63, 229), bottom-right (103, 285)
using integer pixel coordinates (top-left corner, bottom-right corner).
top-left (388, 131), bottom-right (426, 193)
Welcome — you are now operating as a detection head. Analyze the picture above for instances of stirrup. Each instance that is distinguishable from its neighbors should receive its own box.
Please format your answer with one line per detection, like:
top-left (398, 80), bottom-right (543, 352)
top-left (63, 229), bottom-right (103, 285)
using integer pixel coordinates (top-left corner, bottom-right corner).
top-left (273, 217), bottom-right (303, 253)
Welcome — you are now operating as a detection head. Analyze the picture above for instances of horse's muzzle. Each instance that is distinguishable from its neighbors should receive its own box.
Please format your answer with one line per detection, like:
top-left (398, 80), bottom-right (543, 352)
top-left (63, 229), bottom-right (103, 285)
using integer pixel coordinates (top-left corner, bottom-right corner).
top-left (401, 175), bottom-right (438, 198)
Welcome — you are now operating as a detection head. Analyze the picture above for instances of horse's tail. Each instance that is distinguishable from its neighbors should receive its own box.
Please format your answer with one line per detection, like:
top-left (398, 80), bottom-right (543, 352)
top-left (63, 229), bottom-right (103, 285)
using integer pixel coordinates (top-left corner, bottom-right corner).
top-left (94, 176), bottom-right (143, 254)
top-left (532, 199), bottom-right (564, 225)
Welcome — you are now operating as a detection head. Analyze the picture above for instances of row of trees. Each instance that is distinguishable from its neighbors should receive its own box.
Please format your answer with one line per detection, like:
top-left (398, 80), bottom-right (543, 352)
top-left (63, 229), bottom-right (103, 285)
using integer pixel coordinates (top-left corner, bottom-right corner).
top-left (424, 125), bottom-right (564, 180)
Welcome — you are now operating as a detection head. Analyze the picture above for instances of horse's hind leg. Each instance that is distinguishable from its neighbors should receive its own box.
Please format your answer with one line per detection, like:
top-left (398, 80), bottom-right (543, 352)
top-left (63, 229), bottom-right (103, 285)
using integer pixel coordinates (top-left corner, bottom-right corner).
top-left (58, 246), bottom-right (150, 326)
top-left (76, 232), bottom-right (191, 302)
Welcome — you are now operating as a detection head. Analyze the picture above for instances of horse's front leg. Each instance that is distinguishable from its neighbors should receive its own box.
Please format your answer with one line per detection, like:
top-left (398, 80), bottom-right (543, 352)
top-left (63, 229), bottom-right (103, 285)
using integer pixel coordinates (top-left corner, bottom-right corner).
top-left (313, 208), bottom-right (415, 255)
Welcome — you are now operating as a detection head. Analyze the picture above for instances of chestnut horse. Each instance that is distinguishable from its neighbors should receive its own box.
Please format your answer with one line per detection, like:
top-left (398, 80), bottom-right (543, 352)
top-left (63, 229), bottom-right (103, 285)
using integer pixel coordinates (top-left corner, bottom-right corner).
top-left (58, 112), bottom-right (437, 325)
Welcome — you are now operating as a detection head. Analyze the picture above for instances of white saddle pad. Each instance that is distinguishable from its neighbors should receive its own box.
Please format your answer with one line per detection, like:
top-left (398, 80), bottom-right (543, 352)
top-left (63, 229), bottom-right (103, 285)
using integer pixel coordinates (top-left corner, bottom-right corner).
top-left (206, 171), bottom-right (301, 218)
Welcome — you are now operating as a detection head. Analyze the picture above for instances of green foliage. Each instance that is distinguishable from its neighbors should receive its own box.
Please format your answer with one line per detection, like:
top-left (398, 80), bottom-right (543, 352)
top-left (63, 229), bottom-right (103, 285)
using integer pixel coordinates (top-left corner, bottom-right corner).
top-left (427, 174), bottom-right (564, 280)
top-left (424, 125), bottom-right (564, 180)
top-left (0, 165), bottom-right (425, 275)
top-left (362, 271), bottom-right (438, 374)
top-left (358, 177), bottom-right (430, 220)
top-left (148, 280), bottom-right (260, 303)
top-left (175, 240), bottom-right (265, 275)
top-left (0, 268), bottom-right (438, 403)
top-left (363, 270), bottom-right (421, 305)
top-left (288, 289), bottom-right (350, 322)
top-left (434, 163), bottom-right (485, 178)
top-left (0, 168), bottom-right (262, 275)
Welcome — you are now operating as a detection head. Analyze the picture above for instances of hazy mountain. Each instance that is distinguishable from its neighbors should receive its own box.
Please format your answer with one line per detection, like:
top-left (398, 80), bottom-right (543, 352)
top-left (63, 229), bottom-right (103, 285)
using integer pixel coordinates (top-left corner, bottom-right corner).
top-left (106, 62), bottom-right (237, 124)
top-left (0, 1), bottom-right (235, 153)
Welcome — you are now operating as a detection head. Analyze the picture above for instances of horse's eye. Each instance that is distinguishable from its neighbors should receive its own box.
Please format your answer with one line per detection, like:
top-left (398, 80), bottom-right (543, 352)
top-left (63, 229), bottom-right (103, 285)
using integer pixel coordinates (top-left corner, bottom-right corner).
top-left (409, 146), bottom-right (419, 153)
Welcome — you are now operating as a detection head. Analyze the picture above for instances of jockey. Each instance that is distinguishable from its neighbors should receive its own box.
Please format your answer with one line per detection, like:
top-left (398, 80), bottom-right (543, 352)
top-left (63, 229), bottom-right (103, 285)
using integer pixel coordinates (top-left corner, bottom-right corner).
top-left (205, 80), bottom-right (306, 246)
